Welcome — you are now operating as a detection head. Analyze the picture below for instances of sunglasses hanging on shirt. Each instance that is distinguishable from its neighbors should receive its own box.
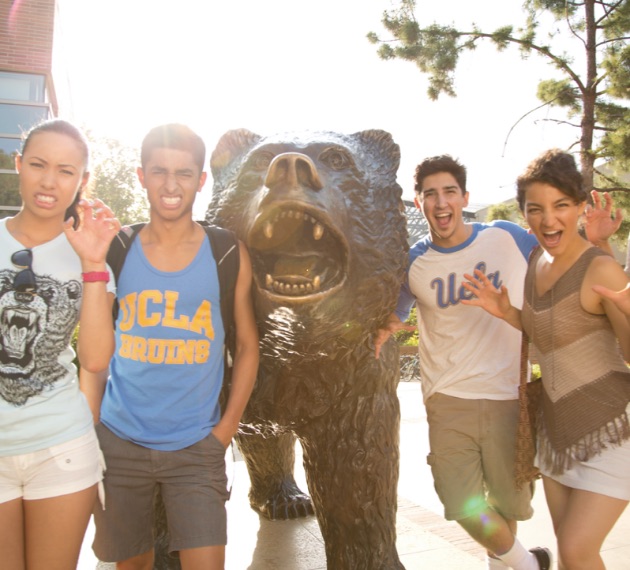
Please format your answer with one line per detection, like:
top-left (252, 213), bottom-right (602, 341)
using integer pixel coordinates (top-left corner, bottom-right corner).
top-left (11, 249), bottom-right (37, 294)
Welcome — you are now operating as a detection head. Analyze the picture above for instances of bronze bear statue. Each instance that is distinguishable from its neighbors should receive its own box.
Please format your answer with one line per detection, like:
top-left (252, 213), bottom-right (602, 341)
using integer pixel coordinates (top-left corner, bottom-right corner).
top-left (206, 128), bottom-right (409, 569)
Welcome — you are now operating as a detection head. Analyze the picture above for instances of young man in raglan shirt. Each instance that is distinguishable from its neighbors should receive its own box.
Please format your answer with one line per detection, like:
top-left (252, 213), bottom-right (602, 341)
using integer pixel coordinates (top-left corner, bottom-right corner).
top-left (374, 155), bottom-right (620, 570)
top-left (90, 124), bottom-right (259, 570)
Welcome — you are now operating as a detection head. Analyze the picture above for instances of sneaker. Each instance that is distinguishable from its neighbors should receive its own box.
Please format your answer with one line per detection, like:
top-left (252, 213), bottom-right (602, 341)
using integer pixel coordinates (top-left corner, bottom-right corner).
top-left (529, 547), bottom-right (552, 570)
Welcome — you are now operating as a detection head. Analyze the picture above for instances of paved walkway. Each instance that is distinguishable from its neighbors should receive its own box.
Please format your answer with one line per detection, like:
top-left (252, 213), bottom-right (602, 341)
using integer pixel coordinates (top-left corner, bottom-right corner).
top-left (78, 381), bottom-right (630, 569)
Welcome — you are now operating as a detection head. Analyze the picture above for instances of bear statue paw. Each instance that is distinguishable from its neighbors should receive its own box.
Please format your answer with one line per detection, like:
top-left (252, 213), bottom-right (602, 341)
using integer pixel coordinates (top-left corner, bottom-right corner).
top-left (251, 481), bottom-right (314, 520)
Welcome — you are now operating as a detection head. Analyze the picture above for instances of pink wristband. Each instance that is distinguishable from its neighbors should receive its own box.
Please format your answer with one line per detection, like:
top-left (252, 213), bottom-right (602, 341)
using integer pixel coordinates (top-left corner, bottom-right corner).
top-left (82, 271), bottom-right (110, 283)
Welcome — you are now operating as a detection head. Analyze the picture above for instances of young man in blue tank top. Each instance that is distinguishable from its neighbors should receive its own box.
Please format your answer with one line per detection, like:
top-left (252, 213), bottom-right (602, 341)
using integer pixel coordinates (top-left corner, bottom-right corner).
top-left (89, 124), bottom-right (259, 570)
top-left (374, 155), bottom-right (619, 570)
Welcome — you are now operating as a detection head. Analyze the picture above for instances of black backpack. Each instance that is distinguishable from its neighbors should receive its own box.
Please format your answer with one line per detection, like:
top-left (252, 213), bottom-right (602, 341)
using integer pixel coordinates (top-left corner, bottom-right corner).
top-left (106, 222), bottom-right (240, 380)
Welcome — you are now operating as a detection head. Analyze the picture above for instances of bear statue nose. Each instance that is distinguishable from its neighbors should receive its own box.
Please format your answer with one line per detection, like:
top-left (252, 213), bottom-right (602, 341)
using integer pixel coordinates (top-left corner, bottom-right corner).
top-left (264, 152), bottom-right (324, 194)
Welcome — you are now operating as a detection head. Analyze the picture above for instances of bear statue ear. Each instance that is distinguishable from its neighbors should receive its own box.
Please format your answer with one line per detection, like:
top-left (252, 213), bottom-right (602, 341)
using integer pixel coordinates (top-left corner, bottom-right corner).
top-left (210, 129), bottom-right (261, 179)
top-left (351, 130), bottom-right (401, 179)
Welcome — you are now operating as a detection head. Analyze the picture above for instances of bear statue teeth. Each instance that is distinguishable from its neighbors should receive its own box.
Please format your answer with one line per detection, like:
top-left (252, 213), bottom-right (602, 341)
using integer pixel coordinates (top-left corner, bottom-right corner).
top-left (265, 274), bottom-right (322, 295)
top-left (313, 222), bottom-right (324, 241)
top-left (263, 211), bottom-right (324, 241)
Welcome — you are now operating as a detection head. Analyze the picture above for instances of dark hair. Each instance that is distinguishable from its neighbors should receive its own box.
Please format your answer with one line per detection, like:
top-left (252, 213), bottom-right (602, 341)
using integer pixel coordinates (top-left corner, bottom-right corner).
top-left (516, 149), bottom-right (587, 210)
top-left (140, 124), bottom-right (206, 172)
top-left (21, 119), bottom-right (90, 229)
top-left (414, 154), bottom-right (467, 195)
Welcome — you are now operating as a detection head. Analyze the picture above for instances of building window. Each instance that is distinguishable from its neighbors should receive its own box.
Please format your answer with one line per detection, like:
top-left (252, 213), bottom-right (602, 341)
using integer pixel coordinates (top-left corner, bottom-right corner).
top-left (0, 103), bottom-right (50, 136)
top-left (0, 71), bottom-right (52, 217)
top-left (0, 71), bottom-right (46, 103)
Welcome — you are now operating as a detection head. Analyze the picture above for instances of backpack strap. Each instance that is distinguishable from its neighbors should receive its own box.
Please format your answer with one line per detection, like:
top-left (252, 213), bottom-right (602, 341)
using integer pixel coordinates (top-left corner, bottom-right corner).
top-left (200, 223), bottom-right (240, 366)
top-left (106, 222), bottom-right (146, 322)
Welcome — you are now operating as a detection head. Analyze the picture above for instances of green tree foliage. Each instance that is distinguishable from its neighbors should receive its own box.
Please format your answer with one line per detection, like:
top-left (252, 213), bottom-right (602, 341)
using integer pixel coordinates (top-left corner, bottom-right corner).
top-left (0, 149), bottom-right (14, 170)
top-left (395, 306), bottom-right (419, 346)
top-left (368, 0), bottom-right (630, 196)
top-left (0, 150), bottom-right (21, 218)
top-left (486, 201), bottom-right (525, 225)
top-left (88, 135), bottom-right (148, 226)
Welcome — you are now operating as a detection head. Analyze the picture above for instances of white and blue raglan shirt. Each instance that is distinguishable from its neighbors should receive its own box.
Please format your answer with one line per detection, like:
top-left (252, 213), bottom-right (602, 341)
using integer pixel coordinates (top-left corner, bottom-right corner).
top-left (396, 221), bottom-right (538, 403)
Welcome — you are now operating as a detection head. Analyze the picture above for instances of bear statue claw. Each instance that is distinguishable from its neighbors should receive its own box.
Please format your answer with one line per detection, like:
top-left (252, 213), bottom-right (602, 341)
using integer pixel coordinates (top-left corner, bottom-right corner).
top-left (250, 479), bottom-right (315, 520)
top-left (255, 491), bottom-right (315, 520)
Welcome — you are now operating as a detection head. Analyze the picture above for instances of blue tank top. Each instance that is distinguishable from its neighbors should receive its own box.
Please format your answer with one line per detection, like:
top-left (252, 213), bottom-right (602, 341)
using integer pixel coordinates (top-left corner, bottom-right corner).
top-left (101, 237), bottom-right (225, 450)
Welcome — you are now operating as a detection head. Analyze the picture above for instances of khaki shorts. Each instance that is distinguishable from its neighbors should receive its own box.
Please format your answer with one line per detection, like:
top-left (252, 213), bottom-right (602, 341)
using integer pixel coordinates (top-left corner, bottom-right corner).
top-left (92, 424), bottom-right (229, 562)
top-left (425, 393), bottom-right (534, 522)
top-left (0, 429), bottom-right (103, 503)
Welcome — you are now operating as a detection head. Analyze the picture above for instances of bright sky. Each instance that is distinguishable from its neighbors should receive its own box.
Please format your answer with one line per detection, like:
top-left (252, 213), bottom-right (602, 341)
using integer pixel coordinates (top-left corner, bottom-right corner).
top-left (56, 0), bottom-right (577, 216)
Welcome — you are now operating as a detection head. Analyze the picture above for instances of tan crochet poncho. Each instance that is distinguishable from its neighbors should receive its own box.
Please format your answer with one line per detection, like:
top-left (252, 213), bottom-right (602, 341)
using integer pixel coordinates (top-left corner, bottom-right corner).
top-left (522, 246), bottom-right (630, 475)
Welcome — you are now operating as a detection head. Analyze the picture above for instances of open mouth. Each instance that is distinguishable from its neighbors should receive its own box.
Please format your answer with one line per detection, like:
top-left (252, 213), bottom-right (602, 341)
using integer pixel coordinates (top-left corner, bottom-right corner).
top-left (247, 204), bottom-right (349, 301)
top-left (542, 230), bottom-right (562, 248)
top-left (434, 212), bottom-right (452, 228)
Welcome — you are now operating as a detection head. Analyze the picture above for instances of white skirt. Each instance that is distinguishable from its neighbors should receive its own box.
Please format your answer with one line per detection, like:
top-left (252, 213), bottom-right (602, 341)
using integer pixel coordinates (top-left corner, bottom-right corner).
top-left (536, 407), bottom-right (630, 501)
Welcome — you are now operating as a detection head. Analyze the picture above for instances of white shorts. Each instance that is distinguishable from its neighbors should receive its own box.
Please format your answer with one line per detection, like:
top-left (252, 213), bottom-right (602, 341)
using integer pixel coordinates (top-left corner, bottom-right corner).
top-left (0, 429), bottom-right (105, 503)
top-left (539, 438), bottom-right (630, 501)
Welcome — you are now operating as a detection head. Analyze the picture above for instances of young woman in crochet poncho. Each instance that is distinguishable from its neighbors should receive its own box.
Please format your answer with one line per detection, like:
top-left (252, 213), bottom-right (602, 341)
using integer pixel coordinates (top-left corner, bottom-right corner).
top-left (461, 148), bottom-right (630, 570)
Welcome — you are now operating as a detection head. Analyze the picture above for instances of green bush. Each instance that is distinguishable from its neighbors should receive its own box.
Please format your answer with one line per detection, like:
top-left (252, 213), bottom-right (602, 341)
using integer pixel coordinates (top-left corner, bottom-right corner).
top-left (395, 306), bottom-right (418, 346)
top-left (71, 325), bottom-right (79, 369)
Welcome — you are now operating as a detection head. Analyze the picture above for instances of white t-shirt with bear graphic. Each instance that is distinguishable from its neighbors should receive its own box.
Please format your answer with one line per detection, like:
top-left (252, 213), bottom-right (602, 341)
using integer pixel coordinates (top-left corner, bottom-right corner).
top-left (0, 218), bottom-right (114, 456)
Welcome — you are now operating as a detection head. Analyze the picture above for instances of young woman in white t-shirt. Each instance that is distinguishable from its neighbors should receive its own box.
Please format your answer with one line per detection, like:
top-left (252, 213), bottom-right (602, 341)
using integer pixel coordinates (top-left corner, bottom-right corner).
top-left (0, 119), bottom-right (119, 569)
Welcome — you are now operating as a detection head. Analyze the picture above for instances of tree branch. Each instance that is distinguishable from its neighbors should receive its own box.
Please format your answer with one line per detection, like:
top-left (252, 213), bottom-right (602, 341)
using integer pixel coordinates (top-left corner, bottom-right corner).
top-left (593, 185), bottom-right (630, 192)
top-left (534, 117), bottom-right (583, 129)
top-left (456, 30), bottom-right (586, 92)
top-left (502, 98), bottom-right (557, 156)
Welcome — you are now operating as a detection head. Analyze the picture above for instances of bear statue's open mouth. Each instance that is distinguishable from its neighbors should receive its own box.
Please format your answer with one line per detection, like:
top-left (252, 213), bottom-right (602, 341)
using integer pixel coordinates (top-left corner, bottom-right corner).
top-left (247, 203), bottom-right (349, 302)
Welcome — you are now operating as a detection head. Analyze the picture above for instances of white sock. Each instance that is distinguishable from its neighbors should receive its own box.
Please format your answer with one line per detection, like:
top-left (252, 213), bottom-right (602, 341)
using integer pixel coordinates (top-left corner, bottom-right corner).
top-left (487, 554), bottom-right (509, 569)
top-left (497, 538), bottom-right (538, 570)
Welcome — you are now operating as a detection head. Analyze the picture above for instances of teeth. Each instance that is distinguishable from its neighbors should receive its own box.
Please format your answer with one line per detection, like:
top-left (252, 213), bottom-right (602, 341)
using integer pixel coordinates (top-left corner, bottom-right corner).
top-left (313, 223), bottom-right (324, 240)
top-left (260, 211), bottom-right (325, 241)
top-left (265, 275), bottom-right (324, 295)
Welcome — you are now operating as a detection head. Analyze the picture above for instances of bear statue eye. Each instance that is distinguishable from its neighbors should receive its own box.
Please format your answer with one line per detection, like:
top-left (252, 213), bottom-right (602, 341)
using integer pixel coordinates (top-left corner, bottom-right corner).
top-left (248, 151), bottom-right (275, 172)
top-left (319, 147), bottom-right (353, 171)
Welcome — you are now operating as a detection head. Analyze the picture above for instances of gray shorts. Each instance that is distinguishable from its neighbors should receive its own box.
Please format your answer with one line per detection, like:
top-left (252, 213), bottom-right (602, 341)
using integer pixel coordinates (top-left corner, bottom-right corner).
top-left (425, 393), bottom-right (534, 522)
top-left (92, 424), bottom-right (229, 562)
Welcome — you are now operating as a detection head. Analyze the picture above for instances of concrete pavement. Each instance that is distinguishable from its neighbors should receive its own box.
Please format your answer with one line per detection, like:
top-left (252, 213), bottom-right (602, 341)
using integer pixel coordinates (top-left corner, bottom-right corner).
top-left (78, 380), bottom-right (630, 569)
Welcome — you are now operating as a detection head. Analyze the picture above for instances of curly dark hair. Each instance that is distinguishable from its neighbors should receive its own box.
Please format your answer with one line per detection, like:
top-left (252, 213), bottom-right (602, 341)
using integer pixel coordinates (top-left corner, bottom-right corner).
top-left (516, 149), bottom-right (587, 210)
top-left (414, 154), bottom-right (467, 195)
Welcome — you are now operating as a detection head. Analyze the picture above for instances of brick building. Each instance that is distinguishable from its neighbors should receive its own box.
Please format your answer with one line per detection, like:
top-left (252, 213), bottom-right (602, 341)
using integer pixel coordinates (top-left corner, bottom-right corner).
top-left (0, 0), bottom-right (68, 217)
